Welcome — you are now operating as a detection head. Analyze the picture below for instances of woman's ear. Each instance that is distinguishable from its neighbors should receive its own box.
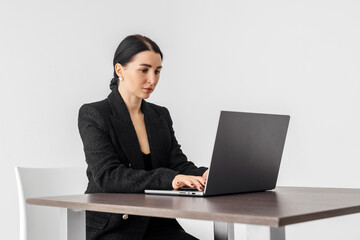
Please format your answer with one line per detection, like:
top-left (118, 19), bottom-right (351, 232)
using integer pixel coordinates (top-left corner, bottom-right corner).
top-left (115, 63), bottom-right (124, 78)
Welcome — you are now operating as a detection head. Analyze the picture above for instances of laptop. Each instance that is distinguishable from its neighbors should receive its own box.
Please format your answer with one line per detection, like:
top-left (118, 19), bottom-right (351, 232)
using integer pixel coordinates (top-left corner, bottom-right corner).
top-left (145, 111), bottom-right (290, 197)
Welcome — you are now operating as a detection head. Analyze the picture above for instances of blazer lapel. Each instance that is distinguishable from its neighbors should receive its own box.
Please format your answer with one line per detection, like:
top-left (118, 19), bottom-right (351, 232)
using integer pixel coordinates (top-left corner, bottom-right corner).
top-left (107, 89), bottom-right (145, 170)
top-left (142, 102), bottom-right (171, 169)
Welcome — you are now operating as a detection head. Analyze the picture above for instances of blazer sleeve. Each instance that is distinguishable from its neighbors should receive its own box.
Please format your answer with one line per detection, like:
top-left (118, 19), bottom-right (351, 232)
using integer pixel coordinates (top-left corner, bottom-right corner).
top-left (78, 104), bottom-right (178, 193)
top-left (163, 107), bottom-right (208, 176)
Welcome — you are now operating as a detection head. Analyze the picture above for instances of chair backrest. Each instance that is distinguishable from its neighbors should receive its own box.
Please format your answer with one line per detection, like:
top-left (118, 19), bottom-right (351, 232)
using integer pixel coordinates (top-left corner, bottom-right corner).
top-left (15, 167), bottom-right (88, 240)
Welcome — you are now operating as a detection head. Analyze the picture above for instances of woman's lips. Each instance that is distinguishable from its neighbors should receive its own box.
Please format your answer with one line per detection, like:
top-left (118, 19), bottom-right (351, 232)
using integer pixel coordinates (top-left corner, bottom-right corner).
top-left (143, 88), bottom-right (153, 93)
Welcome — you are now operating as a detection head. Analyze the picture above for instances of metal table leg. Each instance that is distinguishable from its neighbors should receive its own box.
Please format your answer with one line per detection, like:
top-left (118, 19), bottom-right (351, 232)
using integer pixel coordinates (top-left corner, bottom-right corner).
top-left (214, 221), bottom-right (235, 240)
top-left (60, 209), bottom-right (85, 240)
top-left (247, 225), bottom-right (286, 240)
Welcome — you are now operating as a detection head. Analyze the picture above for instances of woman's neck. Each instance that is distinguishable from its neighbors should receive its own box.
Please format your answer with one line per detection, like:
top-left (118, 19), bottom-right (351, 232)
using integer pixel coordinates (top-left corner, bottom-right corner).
top-left (118, 84), bottom-right (142, 116)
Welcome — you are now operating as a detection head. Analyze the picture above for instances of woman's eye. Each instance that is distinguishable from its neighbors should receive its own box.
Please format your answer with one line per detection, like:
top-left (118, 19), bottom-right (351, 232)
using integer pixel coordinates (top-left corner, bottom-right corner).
top-left (140, 68), bottom-right (160, 74)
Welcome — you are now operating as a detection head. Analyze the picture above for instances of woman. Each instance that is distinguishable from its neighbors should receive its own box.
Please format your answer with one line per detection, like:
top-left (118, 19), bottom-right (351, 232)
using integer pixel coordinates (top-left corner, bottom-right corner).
top-left (78, 34), bottom-right (208, 240)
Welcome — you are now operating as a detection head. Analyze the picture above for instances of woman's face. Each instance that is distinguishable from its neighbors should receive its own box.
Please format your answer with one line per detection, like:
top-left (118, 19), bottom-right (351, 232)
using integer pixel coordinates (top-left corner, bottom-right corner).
top-left (116, 50), bottom-right (162, 100)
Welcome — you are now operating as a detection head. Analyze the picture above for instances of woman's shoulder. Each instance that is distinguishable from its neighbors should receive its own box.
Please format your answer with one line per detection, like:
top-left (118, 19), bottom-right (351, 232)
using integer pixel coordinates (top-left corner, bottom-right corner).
top-left (78, 98), bottom-right (112, 119)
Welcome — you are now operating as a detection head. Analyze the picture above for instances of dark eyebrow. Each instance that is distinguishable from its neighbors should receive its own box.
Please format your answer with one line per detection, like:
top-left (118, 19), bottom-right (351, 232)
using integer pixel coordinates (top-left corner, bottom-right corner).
top-left (139, 64), bottom-right (162, 69)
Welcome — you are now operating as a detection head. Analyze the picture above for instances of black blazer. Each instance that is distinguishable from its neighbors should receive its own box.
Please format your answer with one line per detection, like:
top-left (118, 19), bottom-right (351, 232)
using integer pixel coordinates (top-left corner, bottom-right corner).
top-left (78, 88), bottom-right (207, 240)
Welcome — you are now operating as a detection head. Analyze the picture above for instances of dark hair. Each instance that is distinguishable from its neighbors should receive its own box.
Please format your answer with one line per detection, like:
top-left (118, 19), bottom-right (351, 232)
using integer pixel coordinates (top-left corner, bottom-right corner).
top-left (109, 34), bottom-right (163, 90)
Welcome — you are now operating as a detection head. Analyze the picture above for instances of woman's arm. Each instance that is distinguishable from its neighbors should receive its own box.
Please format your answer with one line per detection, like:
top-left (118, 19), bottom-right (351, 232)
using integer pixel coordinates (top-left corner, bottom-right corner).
top-left (78, 104), bottom-right (178, 193)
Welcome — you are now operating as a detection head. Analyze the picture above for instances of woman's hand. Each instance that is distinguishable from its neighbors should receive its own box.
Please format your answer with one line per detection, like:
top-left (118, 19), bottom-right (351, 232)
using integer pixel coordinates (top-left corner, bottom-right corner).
top-left (172, 174), bottom-right (206, 191)
top-left (202, 170), bottom-right (209, 182)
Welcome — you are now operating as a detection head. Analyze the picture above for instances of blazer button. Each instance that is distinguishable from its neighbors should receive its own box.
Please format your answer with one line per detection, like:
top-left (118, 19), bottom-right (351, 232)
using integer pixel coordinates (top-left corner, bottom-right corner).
top-left (128, 163), bottom-right (131, 168)
top-left (122, 214), bottom-right (128, 220)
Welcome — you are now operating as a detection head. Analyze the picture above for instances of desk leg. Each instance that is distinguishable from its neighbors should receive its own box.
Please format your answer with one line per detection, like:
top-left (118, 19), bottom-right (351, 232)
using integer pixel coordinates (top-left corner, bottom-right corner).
top-left (60, 209), bottom-right (85, 240)
top-left (247, 225), bottom-right (285, 240)
top-left (214, 221), bottom-right (234, 240)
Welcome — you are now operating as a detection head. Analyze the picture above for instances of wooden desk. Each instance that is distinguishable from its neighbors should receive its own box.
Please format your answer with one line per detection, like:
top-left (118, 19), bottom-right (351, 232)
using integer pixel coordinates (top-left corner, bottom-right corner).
top-left (27, 186), bottom-right (360, 240)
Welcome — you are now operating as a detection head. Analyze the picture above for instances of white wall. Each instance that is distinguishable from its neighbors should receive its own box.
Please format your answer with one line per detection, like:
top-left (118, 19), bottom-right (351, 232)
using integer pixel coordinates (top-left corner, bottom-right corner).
top-left (1, 0), bottom-right (359, 239)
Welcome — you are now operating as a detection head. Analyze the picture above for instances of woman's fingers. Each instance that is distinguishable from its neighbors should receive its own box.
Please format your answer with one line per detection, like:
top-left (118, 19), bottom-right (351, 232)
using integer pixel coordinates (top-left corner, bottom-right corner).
top-left (172, 174), bottom-right (206, 191)
top-left (195, 176), bottom-right (206, 186)
top-left (184, 179), bottom-right (202, 191)
top-left (172, 176), bottom-right (186, 190)
top-left (173, 175), bottom-right (206, 191)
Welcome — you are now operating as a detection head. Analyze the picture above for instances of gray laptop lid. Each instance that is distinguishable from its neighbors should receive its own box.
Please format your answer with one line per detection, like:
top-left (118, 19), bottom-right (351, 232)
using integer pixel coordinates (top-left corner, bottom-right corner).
top-left (203, 111), bottom-right (290, 196)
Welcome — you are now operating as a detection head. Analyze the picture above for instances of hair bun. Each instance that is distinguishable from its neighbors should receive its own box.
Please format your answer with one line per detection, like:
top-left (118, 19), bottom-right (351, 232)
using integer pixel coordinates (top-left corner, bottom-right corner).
top-left (109, 77), bottom-right (118, 90)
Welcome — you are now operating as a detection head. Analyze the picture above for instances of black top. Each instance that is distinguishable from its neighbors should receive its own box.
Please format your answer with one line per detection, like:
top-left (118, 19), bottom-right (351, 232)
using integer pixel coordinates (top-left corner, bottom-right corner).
top-left (142, 152), bottom-right (153, 171)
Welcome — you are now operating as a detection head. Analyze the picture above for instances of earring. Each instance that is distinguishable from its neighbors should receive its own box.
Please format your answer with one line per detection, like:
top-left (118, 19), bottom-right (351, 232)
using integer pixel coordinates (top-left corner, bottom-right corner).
top-left (119, 76), bottom-right (123, 81)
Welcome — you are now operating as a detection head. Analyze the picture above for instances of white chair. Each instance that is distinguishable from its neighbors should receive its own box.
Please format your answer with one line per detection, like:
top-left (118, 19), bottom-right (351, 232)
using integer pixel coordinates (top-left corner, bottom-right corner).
top-left (15, 167), bottom-right (88, 240)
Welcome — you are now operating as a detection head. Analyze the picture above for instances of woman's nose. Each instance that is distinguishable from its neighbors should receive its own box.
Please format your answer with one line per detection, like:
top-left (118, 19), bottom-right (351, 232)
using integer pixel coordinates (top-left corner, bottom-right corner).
top-left (147, 72), bottom-right (156, 84)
